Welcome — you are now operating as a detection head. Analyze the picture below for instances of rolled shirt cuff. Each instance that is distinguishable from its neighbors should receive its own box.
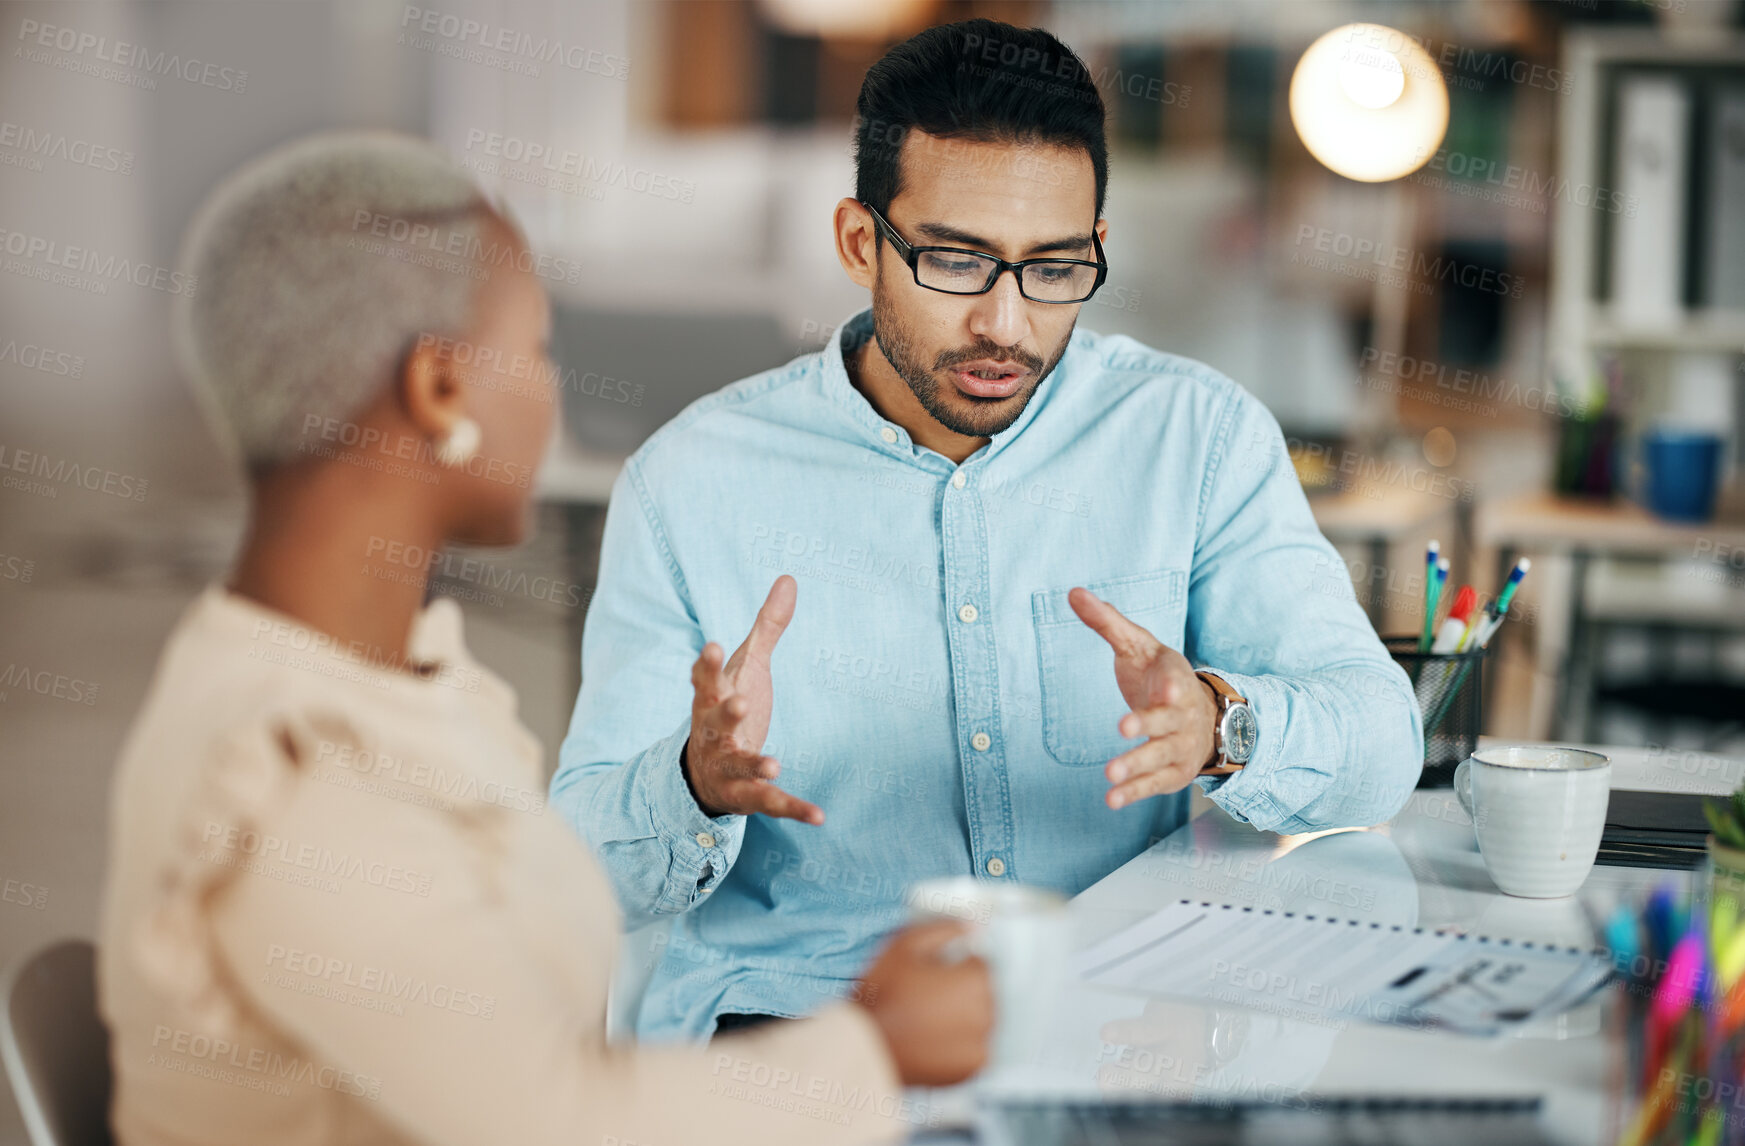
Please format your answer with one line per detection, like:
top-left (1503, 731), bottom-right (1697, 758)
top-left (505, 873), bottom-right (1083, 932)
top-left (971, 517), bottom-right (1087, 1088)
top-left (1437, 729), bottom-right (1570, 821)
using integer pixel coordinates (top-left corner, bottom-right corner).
top-left (1191, 668), bottom-right (1334, 832)
top-left (635, 719), bottom-right (747, 912)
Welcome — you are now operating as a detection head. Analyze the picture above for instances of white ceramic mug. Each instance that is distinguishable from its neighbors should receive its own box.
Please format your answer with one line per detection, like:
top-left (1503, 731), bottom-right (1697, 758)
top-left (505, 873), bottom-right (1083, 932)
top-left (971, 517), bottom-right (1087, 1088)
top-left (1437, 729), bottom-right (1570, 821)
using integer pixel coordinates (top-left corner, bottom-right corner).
top-left (1454, 745), bottom-right (1611, 898)
top-left (905, 876), bottom-right (1072, 1069)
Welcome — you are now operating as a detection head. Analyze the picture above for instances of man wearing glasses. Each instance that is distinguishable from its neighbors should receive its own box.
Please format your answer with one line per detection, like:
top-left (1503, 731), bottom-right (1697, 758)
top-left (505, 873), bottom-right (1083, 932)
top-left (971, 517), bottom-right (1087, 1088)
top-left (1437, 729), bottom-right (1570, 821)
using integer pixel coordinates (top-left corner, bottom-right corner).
top-left (553, 18), bottom-right (1423, 1040)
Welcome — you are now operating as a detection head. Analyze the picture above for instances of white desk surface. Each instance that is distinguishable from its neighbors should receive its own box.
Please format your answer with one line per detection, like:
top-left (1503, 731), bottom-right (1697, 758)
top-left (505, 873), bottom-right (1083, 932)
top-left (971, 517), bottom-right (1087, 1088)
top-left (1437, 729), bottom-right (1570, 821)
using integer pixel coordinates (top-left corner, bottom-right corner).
top-left (926, 740), bottom-right (1743, 1145)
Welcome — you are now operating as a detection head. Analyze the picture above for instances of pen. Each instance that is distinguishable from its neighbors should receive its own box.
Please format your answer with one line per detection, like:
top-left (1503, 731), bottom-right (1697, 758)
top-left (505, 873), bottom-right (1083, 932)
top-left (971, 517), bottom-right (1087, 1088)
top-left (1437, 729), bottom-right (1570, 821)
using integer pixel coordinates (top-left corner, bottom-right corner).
top-left (1494, 557), bottom-right (1530, 615)
top-left (1422, 558), bottom-right (1449, 652)
top-left (1419, 540), bottom-right (1441, 652)
top-left (1474, 559), bottom-right (1531, 649)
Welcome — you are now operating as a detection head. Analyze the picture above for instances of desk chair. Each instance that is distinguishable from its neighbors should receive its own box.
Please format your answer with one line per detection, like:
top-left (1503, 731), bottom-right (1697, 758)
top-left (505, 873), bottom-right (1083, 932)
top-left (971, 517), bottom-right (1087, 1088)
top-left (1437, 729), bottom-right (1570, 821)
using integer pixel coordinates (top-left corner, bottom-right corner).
top-left (1, 939), bottom-right (114, 1146)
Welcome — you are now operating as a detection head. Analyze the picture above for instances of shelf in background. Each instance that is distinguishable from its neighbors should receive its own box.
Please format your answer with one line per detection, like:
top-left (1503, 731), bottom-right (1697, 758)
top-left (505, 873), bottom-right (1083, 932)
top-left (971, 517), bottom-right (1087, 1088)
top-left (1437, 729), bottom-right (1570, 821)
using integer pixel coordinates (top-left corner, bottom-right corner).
top-left (1589, 310), bottom-right (1745, 352)
top-left (1475, 489), bottom-right (1745, 554)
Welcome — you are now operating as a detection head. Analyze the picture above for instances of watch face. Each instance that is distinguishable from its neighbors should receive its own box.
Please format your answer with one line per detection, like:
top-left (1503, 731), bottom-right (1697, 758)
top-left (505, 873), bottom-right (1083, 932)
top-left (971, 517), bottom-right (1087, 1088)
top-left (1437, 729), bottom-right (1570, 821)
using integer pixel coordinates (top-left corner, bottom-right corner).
top-left (1223, 704), bottom-right (1258, 763)
top-left (1207, 1011), bottom-right (1251, 1068)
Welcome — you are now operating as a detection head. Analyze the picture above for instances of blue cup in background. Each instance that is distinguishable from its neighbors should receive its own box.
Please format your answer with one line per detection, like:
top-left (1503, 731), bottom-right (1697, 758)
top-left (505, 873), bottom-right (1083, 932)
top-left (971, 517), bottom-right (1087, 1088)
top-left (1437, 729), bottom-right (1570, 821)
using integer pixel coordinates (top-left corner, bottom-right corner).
top-left (1642, 429), bottom-right (1725, 522)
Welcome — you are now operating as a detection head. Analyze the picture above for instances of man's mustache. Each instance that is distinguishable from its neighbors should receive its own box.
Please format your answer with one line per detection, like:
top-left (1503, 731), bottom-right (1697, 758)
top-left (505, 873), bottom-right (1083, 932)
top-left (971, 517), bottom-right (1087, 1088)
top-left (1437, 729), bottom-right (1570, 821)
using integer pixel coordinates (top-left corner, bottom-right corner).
top-left (933, 343), bottom-right (1043, 373)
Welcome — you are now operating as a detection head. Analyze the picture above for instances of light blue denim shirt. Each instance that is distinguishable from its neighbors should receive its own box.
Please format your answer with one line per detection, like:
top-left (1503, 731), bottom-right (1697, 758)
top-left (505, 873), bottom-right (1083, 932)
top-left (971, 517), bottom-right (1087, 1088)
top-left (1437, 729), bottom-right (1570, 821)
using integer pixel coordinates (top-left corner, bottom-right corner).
top-left (552, 309), bottom-right (1423, 1040)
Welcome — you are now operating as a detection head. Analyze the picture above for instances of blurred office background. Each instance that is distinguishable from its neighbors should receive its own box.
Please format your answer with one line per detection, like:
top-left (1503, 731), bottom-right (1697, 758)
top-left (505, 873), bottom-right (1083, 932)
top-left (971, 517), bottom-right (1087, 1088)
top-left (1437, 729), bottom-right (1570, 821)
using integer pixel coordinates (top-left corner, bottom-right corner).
top-left (2, 0), bottom-right (1743, 1137)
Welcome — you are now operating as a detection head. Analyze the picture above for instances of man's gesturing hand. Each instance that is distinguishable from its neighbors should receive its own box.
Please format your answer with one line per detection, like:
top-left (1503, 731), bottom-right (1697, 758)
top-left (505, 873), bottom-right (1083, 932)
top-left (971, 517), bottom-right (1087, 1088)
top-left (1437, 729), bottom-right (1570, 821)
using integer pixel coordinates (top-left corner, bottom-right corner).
top-left (682, 575), bottom-right (824, 825)
top-left (1068, 587), bottom-right (1219, 810)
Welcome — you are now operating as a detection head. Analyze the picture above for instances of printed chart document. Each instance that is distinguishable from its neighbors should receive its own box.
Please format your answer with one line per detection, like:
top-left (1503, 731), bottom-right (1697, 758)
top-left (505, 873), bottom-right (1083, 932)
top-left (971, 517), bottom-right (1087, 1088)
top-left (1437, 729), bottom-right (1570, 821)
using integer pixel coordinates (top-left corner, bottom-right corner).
top-left (1074, 901), bottom-right (1613, 1036)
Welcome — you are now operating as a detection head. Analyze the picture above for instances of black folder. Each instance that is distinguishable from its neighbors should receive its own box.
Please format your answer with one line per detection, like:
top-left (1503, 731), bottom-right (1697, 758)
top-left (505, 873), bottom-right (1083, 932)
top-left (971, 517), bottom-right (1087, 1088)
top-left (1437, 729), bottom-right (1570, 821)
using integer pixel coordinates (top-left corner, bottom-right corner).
top-left (1597, 789), bottom-right (1712, 869)
top-left (979, 1096), bottom-right (1555, 1146)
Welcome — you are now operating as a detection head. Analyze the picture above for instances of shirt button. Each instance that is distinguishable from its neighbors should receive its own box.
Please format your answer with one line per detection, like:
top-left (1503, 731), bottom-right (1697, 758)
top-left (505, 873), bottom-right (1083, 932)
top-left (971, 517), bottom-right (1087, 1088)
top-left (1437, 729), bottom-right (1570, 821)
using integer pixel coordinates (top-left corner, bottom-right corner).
top-left (695, 832), bottom-right (717, 848)
top-left (986, 857), bottom-right (1006, 877)
top-left (971, 732), bottom-right (992, 752)
top-left (879, 427), bottom-right (898, 444)
top-left (951, 471), bottom-right (967, 489)
top-left (958, 603), bottom-right (979, 624)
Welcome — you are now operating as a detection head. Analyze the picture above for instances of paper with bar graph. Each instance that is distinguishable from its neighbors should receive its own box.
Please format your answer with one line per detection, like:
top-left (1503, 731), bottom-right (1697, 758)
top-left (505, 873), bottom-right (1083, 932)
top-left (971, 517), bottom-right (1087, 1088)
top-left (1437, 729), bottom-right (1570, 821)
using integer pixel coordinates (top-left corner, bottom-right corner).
top-left (1074, 900), bottom-right (1613, 1036)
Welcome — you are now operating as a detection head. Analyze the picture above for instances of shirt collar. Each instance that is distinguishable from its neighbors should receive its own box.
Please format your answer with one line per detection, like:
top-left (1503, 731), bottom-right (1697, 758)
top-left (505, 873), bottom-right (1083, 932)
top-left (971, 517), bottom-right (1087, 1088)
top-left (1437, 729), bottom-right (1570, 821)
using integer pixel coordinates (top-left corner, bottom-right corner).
top-left (818, 307), bottom-right (1079, 467)
top-left (191, 583), bottom-right (514, 711)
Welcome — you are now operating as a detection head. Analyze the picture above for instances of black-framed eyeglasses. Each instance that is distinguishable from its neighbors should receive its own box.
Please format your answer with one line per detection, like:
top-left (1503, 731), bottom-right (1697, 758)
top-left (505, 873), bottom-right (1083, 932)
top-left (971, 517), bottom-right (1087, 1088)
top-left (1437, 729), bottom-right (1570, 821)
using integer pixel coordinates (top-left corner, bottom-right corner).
top-left (862, 201), bottom-right (1107, 304)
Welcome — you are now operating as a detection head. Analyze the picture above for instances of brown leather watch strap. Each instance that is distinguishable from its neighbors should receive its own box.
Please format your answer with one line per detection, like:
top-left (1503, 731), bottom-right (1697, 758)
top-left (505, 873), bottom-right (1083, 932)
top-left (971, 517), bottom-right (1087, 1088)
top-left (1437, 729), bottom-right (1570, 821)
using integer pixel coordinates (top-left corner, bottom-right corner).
top-left (1197, 670), bottom-right (1246, 706)
top-left (1196, 670), bottom-right (1247, 775)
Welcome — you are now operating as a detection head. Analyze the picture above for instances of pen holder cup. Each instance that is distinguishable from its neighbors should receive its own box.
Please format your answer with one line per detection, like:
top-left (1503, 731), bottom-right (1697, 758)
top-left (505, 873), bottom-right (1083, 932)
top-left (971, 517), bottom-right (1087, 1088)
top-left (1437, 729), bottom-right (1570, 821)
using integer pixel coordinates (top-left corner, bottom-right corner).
top-left (1384, 636), bottom-right (1487, 788)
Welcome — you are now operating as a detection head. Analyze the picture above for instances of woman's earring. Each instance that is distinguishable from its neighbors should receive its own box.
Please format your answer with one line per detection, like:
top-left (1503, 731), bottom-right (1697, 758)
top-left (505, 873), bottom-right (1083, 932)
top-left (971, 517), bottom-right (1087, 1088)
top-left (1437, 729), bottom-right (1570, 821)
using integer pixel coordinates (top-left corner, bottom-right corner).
top-left (434, 417), bottom-right (481, 467)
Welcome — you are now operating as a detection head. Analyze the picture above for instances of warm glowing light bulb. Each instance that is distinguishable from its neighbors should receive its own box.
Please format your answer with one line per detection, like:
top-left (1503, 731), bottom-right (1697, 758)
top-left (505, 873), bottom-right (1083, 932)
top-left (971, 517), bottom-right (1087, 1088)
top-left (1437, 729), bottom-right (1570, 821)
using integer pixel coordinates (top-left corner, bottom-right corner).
top-left (758, 0), bottom-right (930, 39)
top-left (1338, 45), bottom-right (1404, 109)
top-left (1290, 23), bottom-right (1449, 182)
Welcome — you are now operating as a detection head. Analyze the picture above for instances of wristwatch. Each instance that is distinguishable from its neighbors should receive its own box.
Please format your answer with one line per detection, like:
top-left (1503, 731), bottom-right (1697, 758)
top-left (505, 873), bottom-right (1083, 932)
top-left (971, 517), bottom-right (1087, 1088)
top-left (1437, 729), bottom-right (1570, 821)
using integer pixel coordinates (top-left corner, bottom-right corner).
top-left (1196, 671), bottom-right (1256, 775)
top-left (1204, 1010), bottom-right (1251, 1071)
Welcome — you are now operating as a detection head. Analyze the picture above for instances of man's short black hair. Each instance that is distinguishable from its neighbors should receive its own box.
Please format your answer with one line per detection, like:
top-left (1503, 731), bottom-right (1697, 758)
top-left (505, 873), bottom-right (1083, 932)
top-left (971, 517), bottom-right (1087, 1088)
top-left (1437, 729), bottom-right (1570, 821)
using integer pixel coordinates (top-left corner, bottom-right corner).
top-left (854, 18), bottom-right (1108, 221)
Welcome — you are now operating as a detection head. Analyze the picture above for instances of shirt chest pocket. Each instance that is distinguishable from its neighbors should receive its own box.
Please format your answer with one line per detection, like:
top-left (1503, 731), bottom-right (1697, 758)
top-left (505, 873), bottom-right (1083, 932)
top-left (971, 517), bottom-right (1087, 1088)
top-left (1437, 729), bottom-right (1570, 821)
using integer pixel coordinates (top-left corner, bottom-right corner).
top-left (1031, 569), bottom-right (1188, 767)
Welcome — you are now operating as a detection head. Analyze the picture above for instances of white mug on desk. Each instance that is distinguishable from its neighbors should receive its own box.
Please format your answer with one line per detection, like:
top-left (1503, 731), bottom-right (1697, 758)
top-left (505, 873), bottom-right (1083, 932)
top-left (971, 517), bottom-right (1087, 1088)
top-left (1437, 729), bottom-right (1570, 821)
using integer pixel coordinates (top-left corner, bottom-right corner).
top-left (905, 876), bottom-right (1072, 1071)
top-left (1454, 745), bottom-right (1611, 898)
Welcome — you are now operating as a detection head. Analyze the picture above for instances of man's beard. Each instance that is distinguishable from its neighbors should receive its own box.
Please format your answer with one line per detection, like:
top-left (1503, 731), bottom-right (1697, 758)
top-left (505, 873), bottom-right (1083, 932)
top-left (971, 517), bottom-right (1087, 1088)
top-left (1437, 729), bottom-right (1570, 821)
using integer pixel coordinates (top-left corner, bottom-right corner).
top-left (870, 276), bottom-right (1073, 439)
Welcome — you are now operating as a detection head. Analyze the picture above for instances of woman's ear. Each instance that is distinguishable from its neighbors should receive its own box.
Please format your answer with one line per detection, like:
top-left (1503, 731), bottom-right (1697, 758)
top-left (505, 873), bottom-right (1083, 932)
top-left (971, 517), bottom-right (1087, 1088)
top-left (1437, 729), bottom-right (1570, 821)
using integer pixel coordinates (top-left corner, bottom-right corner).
top-left (399, 333), bottom-right (467, 440)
